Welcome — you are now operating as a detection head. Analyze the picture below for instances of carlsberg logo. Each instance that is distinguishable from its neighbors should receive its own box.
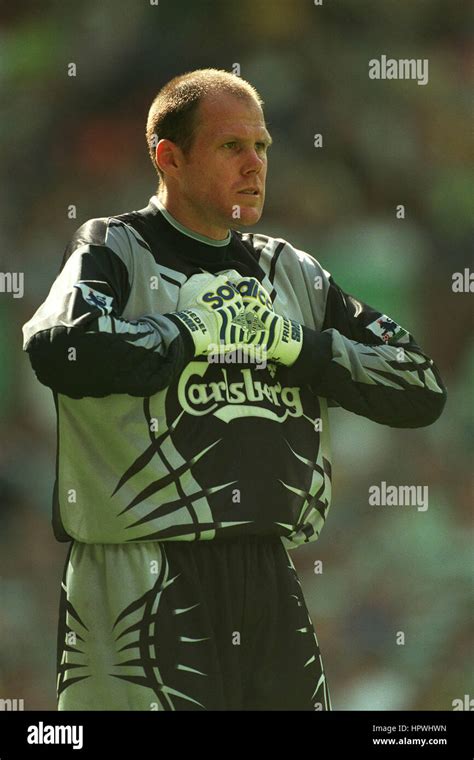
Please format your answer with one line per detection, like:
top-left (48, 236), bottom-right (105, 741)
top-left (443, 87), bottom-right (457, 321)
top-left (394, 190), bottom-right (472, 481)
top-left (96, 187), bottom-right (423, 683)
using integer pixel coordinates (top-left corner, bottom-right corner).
top-left (178, 362), bottom-right (303, 423)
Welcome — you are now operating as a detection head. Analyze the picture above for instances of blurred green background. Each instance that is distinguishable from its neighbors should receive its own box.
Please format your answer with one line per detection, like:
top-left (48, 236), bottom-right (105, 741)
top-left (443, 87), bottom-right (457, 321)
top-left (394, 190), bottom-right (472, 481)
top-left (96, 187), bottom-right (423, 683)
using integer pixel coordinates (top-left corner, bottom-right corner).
top-left (0, 0), bottom-right (472, 710)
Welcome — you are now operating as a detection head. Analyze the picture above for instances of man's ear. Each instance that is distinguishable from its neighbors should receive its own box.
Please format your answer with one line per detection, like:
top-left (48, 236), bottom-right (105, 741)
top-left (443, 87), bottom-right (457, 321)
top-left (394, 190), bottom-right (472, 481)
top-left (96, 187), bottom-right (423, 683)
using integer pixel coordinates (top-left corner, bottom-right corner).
top-left (156, 139), bottom-right (183, 179)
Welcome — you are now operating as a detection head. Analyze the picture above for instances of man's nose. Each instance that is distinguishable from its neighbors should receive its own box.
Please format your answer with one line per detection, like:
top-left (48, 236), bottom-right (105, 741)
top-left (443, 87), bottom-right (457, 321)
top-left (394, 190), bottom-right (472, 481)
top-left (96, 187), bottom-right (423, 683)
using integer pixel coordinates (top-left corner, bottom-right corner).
top-left (241, 148), bottom-right (265, 173)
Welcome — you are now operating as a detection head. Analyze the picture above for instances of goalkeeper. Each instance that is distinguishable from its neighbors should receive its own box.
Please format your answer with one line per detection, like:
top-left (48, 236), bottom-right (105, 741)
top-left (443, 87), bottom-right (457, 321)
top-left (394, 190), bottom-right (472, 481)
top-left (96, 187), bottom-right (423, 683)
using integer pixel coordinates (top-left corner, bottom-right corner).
top-left (22, 69), bottom-right (446, 711)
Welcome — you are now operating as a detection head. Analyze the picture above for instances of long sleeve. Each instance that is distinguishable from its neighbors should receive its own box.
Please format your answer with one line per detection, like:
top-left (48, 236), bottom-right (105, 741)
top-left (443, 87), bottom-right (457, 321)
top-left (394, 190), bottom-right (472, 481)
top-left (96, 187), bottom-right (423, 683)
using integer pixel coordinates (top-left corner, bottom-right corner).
top-left (22, 218), bottom-right (193, 399)
top-left (286, 265), bottom-right (447, 428)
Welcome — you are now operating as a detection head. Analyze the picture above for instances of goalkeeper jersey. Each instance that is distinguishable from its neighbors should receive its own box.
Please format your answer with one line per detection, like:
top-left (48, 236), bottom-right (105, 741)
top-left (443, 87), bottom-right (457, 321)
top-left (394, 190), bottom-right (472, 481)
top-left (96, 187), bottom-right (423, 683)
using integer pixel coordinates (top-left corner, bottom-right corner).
top-left (22, 196), bottom-right (446, 549)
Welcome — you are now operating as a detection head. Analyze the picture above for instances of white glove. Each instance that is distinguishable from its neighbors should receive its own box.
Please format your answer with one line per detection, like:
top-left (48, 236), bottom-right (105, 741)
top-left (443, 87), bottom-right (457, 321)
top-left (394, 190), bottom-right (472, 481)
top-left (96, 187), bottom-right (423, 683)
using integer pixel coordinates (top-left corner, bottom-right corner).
top-left (172, 273), bottom-right (248, 357)
top-left (232, 275), bottom-right (274, 312)
top-left (177, 270), bottom-right (242, 310)
top-left (233, 276), bottom-right (303, 367)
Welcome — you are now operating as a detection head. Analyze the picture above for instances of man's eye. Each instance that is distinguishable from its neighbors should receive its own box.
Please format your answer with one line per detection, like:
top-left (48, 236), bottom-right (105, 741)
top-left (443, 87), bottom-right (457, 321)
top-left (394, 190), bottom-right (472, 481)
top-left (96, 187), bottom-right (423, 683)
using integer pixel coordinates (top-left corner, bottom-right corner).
top-left (223, 142), bottom-right (237, 149)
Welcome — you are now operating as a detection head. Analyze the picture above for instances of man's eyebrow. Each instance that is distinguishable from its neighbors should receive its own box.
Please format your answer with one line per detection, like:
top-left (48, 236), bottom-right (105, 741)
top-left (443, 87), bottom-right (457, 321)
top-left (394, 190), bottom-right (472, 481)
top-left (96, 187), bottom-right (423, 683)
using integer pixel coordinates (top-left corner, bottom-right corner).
top-left (218, 132), bottom-right (273, 146)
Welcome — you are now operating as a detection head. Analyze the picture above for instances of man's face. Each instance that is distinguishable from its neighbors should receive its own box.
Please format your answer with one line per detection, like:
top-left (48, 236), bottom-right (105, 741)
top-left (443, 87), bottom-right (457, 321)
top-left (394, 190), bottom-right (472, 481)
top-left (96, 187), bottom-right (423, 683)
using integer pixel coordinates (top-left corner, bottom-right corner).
top-left (174, 92), bottom-right (272, 238)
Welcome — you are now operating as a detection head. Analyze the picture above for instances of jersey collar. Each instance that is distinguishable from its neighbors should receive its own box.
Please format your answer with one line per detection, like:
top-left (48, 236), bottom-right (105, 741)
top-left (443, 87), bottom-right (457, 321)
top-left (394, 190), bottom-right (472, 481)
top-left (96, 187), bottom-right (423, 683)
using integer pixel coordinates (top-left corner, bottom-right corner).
top-left (150, 196), bottom-right (231, 248)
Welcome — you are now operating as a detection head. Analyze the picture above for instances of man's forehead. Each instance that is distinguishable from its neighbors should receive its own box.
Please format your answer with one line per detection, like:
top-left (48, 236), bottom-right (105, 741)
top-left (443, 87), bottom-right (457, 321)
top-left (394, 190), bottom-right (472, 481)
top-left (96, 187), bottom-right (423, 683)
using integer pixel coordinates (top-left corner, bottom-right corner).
top-left (196, 93), bottom-right (270, 139)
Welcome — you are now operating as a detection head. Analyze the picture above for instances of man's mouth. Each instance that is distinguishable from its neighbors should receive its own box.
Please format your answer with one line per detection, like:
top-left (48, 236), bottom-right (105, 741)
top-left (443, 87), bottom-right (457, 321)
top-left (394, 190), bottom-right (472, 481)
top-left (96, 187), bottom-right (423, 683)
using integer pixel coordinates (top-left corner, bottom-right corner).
top-left (237, 189), bottom-right (260, 196)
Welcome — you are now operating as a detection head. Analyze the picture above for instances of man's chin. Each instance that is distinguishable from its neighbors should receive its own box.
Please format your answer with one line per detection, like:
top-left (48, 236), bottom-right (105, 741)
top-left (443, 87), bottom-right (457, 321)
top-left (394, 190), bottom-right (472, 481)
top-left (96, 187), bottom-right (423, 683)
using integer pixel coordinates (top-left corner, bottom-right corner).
top-left (231, 207), bottom-right (264, 228)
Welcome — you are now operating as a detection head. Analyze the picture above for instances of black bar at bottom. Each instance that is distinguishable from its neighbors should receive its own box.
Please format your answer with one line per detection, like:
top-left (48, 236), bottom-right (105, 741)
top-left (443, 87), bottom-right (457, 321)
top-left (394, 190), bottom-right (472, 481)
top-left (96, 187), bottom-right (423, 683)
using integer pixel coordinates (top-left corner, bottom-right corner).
top-left (0, 710), bottom-right (471, 757)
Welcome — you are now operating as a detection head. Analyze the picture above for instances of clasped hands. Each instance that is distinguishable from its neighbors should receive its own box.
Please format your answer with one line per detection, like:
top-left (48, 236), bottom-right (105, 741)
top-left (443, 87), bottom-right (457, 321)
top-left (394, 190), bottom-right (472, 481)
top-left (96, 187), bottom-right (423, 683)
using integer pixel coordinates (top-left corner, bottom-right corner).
top-left (172, 271), bottom-right (303, 367)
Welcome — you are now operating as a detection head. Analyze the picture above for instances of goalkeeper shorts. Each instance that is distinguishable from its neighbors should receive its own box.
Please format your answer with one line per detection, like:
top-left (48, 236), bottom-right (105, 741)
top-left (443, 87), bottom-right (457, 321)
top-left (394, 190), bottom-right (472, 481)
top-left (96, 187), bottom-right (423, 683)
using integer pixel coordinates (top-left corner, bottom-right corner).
top-left (56, 534), bottom-right (332, 711)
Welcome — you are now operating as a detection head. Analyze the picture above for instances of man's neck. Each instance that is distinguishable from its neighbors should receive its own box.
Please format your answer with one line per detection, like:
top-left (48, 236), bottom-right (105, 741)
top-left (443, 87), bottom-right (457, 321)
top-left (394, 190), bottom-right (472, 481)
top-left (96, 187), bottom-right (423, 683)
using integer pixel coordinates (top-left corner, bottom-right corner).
top-left (156, 190), bottom-right (230, 242)
top-left (152, 195), bottom-right (232, 247)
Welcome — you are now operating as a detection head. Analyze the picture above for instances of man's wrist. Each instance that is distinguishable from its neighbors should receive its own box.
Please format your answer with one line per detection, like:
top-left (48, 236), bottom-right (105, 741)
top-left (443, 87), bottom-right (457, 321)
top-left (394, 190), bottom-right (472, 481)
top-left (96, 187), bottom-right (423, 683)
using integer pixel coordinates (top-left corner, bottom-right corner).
top-left (282, 326), bottom-right (333, 386)
top-left (274, 317), bottom-right (304, 366)
top-left (165, 311), bottom-right (203, 359)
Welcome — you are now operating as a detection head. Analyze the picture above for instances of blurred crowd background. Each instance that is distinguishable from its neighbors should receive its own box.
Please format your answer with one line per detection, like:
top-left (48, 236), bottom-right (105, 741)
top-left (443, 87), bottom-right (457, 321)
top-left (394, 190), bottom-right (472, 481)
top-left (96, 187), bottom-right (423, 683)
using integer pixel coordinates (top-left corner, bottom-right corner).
top-left (0, 0), bottom-right (472, 710)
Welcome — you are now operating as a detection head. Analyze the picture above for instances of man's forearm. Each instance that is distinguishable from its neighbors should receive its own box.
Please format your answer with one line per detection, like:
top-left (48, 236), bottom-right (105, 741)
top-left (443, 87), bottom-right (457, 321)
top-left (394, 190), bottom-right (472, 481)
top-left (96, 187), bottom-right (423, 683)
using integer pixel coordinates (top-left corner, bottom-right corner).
top-left (282, 325), bottom-right (447, 428)
top-left (25, 315), bottom-right (194, 399)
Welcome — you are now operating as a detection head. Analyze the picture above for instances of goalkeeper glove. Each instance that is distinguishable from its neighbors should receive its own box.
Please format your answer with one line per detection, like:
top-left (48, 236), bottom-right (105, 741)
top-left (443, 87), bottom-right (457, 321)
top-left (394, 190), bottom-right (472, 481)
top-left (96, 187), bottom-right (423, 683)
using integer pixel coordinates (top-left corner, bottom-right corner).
top-left (169, 273), bottom-right (248, 357)
top-left (232, 275), bottom-right (274, 311)
top-left (232, 276), bottom-right (303, 366)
